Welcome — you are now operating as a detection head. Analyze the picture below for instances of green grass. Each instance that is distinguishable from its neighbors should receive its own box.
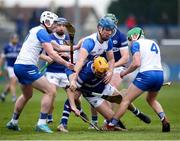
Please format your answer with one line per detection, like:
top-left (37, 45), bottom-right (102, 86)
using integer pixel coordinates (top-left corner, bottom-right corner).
top-left (0, 82), bottom-right (180, 140)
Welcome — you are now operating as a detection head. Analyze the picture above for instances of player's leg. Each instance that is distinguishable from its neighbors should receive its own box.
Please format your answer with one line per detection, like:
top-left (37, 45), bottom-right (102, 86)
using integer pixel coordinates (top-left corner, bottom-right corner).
top-left (146, 91), bottom-right (170, 132)
top-left (88, 106), bottom-right (98, 129)
top-left (9, 76), bottom-right (17, 102)
top-left (109, 83), bottom-right (143, 127)
top-left (85, 96), bottom-right (126, 130)
top-left (32, 76), bottom-right (56, 133)
top-left (0, 83), bottom-right (10, 102)
top-left (57, 90), bottom-right (84, 132)
top-left (6, 84), bottom-right (33, 131)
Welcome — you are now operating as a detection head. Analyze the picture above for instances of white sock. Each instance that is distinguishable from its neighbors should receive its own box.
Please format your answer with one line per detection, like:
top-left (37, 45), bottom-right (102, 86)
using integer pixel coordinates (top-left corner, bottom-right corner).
top-left (11, 119), bottom-right (18, 125)
top-left (37, 119), bottom-right (46, 125)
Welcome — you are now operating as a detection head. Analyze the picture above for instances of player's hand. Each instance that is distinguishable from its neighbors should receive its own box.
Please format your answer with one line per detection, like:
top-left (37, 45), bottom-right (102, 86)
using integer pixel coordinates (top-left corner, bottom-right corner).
top-left (66, 62), bottom-right (74, 70)
top-left (71, 106), bottom-right (80, 116)
top-left (70, 79), bottom-right (77, 91)
top-left (120, 71), bottom-right (126, 78)
top-left (104, 71), bottom-right (113, 84)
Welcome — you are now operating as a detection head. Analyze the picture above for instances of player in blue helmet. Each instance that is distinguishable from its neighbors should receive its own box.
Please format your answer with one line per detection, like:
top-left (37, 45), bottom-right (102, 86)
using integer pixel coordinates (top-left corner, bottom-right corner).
top-left (89, 14), bottom-right (151, 128)
top-left (106, 27), bottom-right (170, 132)
top-left (70, 17), bottom-right (116, 92)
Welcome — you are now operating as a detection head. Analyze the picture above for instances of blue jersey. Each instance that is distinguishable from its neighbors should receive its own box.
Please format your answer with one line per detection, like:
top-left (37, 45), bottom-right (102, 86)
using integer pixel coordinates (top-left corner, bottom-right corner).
top-left (3, 43), bottom-right (21, 67)
top-left (82, 33), bottom-right (113, 62)
top-left (66, 61), bottom-right (106, 94)
top-left (102, 29), bottom-right (128, 62)
top-left (46, 33), bottom-right (70, 73)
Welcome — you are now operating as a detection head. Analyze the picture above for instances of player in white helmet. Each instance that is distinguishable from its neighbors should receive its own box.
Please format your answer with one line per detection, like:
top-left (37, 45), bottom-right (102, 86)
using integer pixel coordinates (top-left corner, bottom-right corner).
top-left (6, 11), bottom-right (74, 133)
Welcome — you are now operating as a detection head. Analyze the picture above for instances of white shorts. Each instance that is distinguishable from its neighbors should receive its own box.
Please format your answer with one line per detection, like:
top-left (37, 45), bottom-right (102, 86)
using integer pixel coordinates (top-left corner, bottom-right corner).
top-left (7, 66), bottom-right (16, 78)
top-left (45, 72), bottom-right (69, 88)
top-left (85, 84), bottom-right (115, 108)
top-left (113, 66), bottom-right (125, 74)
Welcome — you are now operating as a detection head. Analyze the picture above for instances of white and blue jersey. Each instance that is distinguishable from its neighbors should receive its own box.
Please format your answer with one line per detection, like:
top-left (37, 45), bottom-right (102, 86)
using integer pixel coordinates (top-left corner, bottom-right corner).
top-left (14, 25), bottom-right (52, 85)
top-left (66, 61), bottom-right (106, 94)
top-left (131, 38), bottom-right (163, 91)
top-left (46, 33), bottom-right (70, 73)
top-left (81, 33), bottom-right (113, 62)
top-left (3, 43), bottom-right (21, 67)
top-left (102, 29), bottom-right (128, 62)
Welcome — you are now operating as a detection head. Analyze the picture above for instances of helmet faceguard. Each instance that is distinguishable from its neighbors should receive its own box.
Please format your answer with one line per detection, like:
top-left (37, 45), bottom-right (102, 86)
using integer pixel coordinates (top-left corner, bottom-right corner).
top-left (98, 17), bottom-right (116, 31)
top-left (97, 17), bottom-right (116, 41)
top-left (93, 56), bottom-right (109, 77)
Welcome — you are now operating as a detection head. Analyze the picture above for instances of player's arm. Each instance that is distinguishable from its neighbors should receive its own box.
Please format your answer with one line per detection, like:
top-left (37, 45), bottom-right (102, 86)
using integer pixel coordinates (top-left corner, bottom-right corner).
top-left (51, 40), bottom-right (79, 52)
top-left (0, 53), bottom-right (5, 76)
top-left (73, 38), bottom-right (94, 81)
top-left (114, 35), bottom-right (129, 67)
top-left (104, 40), bottom-right (115, 84)
top-left (39, 53), bottom-right (53, 64)
top-left (37, 29), bottom-right (74, 69)
top-left (120, 42), bottom-right (141, 78)
top-left (114, 47), bottom-right (129, 67)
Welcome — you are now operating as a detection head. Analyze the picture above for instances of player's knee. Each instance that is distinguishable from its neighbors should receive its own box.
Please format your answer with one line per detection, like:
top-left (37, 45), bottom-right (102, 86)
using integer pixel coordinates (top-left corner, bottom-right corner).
top-left (121, 98), bottom-right (131, 107)
top-left (46, 86), bottom-right (56, 97)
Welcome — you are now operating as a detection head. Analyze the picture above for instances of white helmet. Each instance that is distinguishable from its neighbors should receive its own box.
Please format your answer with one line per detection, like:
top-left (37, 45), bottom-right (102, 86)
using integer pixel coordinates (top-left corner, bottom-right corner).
top-left (40, 11), bottom-right (58, 27)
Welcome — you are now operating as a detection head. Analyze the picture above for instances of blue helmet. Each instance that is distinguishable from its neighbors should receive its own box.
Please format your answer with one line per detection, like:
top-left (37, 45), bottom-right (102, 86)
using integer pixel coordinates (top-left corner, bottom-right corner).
top-left (55, 17), bottom-right (68, 25)
top-left (98, 17), bottom-right (116, 30)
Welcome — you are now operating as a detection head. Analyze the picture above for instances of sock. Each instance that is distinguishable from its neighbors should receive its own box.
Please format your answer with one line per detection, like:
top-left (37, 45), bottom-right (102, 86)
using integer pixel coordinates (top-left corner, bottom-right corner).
top-left (158, 112), bottom-right (165, 121)
top-left (60, 99), bottom-right (71, 126)
top-left (11, 112), bottom-right (20, 124)
top-left (132, 108), bottom-right (140, 116)
top-left (110, 118), bottom-right (119, 126)
top-left (47, 114), bottom-right (53, 121)
top-left (1, 92), bottom-right (6, 98)
top-left (37, 112), bottom-right (48, 125)
top-left (91, 115), bottom-right (98, 124)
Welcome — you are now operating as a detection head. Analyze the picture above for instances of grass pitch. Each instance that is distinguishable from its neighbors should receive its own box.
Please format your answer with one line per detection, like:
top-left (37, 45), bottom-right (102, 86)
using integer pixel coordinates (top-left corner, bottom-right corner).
top-left (0, 82), bottom-right (180, 140)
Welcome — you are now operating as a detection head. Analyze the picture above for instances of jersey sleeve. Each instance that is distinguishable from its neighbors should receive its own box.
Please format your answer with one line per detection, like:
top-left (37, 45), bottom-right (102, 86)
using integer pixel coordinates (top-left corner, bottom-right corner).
top-left (107, 39), bottom-right (113, 51)
top-left (81, 38), bottom-right (95, 53)
top-left (131, 42), bottom-right (140, 55)
top-left (36, 29), bottom-right (52, 43)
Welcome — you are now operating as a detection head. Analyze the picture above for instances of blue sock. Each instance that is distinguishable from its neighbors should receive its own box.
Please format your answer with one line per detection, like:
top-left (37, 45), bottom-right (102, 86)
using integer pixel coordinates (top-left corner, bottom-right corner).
top-left (40, 112), bottom-right (48, 119)
top-left (158, 112), bottom-right (165, 121)
top-left (60, 99), bottom-right (71, 126)
top-left (12, 112), bottom-right (20, 120)
top-left (92, 115), bottom-right (98, 123)
top-left (111, 118), bottom-right (119, 126)
top-left (48, 114), bottom-right (53, 120)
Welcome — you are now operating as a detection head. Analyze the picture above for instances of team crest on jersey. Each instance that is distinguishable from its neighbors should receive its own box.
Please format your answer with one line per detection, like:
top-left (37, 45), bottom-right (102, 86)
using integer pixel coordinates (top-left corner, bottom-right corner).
top-left (113, 40), bottom-right (118, 44)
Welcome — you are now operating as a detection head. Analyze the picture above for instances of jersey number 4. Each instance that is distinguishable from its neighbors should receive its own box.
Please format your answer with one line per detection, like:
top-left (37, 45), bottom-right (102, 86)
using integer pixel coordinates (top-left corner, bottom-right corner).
top-left (151, 43), bottom-right (158, 54)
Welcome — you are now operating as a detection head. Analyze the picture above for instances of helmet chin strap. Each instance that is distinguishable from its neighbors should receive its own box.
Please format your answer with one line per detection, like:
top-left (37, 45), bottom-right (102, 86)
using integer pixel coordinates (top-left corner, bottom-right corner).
top-left (97, 27), bottom-right (107, 42)
top-left (42, 22), bottom-right (52, 34)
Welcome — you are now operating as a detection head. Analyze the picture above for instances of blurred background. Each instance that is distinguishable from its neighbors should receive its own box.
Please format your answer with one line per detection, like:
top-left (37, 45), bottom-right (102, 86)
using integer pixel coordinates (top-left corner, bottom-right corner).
top-left (0, 0), bottom-right (180, 82)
